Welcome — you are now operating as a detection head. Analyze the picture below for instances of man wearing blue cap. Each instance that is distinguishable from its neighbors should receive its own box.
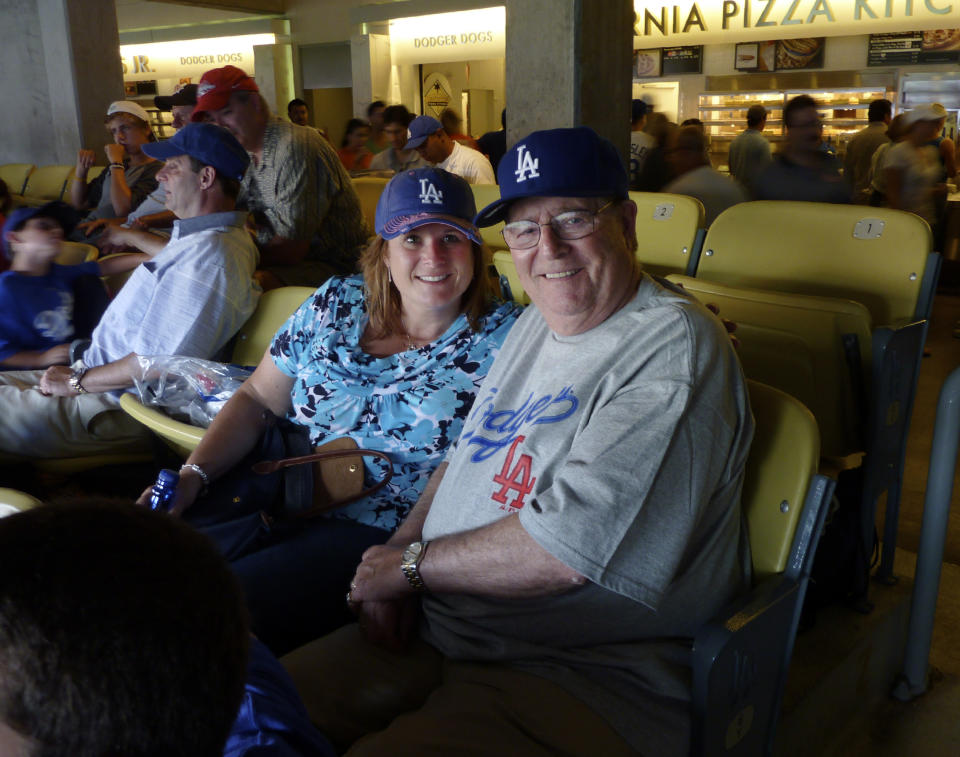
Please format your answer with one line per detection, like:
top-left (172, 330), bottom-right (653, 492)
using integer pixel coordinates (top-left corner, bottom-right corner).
top-left (284, 127), bottom-right (754, 756)
top-left (404, 114), bottom-right (495, 185)
top-left (0, 122), bottom-right (260, 458)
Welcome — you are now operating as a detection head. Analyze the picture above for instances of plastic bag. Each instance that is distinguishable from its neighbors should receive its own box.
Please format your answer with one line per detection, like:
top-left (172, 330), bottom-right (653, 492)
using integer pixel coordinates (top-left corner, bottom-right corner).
top-left (132, 355), bottom-right (254, 428)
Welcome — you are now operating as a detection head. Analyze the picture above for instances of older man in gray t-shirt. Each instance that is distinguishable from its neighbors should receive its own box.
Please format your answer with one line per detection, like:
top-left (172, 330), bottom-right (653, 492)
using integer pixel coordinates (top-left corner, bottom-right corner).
top-left (283, 127), bottom-right (754, 757)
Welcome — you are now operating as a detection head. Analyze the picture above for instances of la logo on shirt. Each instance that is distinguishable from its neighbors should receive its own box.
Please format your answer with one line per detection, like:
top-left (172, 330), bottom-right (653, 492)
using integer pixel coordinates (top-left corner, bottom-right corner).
top-left (460, 384), bottom-right (580, 513)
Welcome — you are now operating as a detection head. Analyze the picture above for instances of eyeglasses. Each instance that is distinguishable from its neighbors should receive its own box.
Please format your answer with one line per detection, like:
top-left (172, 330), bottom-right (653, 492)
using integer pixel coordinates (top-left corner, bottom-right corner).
top-left (501, 201), bottom-right (614, 250)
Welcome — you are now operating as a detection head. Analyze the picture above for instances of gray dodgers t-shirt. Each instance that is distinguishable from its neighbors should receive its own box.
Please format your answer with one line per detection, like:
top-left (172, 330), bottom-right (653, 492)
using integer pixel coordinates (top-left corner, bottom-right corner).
top-left (421, 274), bottom-right (754, 756)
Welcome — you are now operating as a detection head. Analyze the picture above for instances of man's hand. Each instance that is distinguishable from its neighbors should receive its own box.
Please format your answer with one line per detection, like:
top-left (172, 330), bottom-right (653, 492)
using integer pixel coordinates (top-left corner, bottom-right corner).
top-left (75, 149), bottom-right (95, 178)
top-left (352, 597), bottom-right (419, 652)
top-left (96, 224), bottom-right (135, 254)
top-left (105, 143), bottom-right (126, 165)
top-left (38, 365), bottom-right (76, 397)
top-left (349, 544), bottom-right (414, 603)
top-left (76, 218), bottom-right (113, 238)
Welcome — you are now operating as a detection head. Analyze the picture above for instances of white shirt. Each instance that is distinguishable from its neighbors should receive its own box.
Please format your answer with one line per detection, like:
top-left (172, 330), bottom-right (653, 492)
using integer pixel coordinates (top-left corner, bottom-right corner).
top-left (438, 141), bottom-right (496, 184)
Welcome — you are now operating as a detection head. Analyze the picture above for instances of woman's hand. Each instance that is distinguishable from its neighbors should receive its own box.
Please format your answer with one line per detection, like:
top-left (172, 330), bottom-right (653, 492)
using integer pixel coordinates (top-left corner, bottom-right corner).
top-left (135, 468), bottom-right (204, 516)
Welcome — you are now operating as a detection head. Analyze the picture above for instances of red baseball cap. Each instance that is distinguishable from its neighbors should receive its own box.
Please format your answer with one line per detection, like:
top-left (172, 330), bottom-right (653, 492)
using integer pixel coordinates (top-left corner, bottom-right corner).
top-left (191, 66), bottom-right (259, 121)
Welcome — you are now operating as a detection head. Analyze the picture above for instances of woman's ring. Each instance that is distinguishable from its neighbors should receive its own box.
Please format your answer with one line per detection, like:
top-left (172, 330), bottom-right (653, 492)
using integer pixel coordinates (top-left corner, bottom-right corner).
top-left (346, 590), bottom-right (353, 605)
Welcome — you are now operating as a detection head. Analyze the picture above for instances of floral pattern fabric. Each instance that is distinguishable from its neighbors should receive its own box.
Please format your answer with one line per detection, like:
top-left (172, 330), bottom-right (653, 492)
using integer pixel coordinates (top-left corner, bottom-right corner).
top-left (270, 275), bottom-right (520, 532)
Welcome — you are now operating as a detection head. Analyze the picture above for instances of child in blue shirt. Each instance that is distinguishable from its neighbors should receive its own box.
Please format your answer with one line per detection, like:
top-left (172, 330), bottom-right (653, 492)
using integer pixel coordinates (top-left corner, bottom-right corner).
top-left (0, 201), bottom-right (146, 369)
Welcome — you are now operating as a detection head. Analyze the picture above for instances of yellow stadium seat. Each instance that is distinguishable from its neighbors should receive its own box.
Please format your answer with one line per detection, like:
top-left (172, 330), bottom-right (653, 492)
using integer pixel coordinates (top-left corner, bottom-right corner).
top-left (629, 191), bottom-right (705, 278)
top-left (668, 274), bottom-right (872, 459)
top-left (491, 250), bottom-right (529, 305)
top-left (351, 176), bottom-right (389, 237)
top-left (18, 165), bottom-right (75, 206)
top-left (0, 488), bottom-right (43, 518)
top-left (694, 200), bottom-right (940, 586)
top-left (470, 184), bottom-right (507, 252)
top-left (692, 380), bottom-right (834, 754)
top-left (0, 163), bottom-right (35, 196)
top-left (120, 286), bottom-right (315, 457)
top-left (55, 241), bottom-right (98, 265)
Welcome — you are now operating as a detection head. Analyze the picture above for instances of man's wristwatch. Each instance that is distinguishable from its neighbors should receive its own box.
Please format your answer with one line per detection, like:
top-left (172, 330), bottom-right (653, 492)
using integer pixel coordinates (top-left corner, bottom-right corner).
top-left (400, 541), bottom-right (430, 591)
top-left (67, 367), bottom-right (88, 395)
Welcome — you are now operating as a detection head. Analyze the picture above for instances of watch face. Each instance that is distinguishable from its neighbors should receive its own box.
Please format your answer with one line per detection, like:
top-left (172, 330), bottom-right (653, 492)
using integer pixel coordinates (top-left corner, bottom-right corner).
top-left (402, 542), bottom-right (423, 563)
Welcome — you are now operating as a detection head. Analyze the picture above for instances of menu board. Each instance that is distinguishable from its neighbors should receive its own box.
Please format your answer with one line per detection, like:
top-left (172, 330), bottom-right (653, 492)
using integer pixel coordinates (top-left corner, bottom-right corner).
top-left (661, 46), bottom-right (702, 75)
top-left (869, 30), bottom-right (960, 66)
top-left (775, 38), bottom-right (825, 70)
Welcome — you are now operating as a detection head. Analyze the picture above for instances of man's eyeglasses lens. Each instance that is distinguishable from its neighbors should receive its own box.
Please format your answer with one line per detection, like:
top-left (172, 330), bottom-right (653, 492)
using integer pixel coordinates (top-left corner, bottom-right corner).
top-left (502, 201), bottom-right (613, 249)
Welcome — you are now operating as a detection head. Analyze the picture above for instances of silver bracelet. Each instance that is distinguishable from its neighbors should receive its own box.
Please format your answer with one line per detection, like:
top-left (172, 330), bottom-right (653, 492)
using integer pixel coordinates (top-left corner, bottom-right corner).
top-left (179, 463), bottom-right (210, 493)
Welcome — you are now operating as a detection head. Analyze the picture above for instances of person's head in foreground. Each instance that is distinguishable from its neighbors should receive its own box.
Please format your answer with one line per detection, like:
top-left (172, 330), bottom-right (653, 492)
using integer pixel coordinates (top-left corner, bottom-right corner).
top-left (2, 201), bottom-right (77, 265)
top-left (474, 126), bottom-right (640, 336)
top-left (362, 166), bottom-right (492, 339)
top-left (142, 122), bottom-right (250, 217)
top-left (0, 501), bottom-right (249, 757)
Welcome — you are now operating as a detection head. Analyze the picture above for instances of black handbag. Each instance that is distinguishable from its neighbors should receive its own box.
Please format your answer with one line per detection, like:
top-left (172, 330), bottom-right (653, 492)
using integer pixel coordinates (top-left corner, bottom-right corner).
top-left (183, 420), bottom-right (392, 562)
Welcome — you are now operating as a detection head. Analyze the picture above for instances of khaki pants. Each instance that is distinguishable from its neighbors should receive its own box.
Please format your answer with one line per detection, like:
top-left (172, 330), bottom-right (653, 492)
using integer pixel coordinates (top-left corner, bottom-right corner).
top-left (0, 371), bottom-right (152, 458)
top-left (282, 623), bottom-right (638, 757)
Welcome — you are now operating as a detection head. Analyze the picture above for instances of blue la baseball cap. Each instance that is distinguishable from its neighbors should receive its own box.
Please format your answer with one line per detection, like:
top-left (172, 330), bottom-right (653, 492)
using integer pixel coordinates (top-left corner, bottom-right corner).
top-left (375, 167), bottom-right (481, 245)
top-left (403, 115), bottom-right (443, 150)
top-left (2, 201), bottom-right (79, 259)
top-left (474, 127), bottom-right (628, 227)
top-left (142, 122), bottom-right (249, 181)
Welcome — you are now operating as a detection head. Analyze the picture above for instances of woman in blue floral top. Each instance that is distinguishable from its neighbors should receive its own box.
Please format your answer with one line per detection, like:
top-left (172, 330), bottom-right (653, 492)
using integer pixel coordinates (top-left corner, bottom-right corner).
top-left (169, 168), bottom-right (520, 654)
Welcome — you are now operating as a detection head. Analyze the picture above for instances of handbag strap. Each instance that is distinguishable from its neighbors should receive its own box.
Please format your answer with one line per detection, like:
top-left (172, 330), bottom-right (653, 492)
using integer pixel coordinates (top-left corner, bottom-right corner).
top-left (251, 448), bottom-right (394, 520)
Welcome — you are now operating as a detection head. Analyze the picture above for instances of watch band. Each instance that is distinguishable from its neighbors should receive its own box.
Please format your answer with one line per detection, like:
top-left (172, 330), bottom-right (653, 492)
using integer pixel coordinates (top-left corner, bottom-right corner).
top-left (401, 540), bottom-right (430, 592)
top-left (67, 367), bottom-right (88, 395)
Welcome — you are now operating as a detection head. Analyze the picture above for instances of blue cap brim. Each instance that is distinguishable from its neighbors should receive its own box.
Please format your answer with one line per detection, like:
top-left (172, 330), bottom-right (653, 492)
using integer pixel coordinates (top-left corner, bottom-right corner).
top-left (141, 141), bottom-right (186, 161)
top-left (474, 197), bottom-right (512, 227)
top-left (380, 214), bottom-right (482, 246)
top-left (403, 134), bottom-right (430, 150)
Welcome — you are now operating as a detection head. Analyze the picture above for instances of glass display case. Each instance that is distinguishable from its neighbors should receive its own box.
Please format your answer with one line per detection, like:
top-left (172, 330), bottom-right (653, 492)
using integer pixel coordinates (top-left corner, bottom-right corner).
top-left (698, 86), bottom-right (894, 169)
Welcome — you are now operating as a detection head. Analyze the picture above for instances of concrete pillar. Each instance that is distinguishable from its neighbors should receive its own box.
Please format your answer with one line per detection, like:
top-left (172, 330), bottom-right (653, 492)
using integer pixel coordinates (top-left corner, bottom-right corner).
top-left (0, 0), bottom-right (123, 165)
top-left (350, 33), bottom-right (391, 119)
top-left (254, 19), bottom-right (295, 118)
top-left (504, 0), bottom-right (633, 163)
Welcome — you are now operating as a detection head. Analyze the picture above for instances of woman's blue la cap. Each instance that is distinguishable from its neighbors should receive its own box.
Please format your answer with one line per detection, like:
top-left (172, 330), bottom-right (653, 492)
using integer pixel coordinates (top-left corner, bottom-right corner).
top-left (375, 168), bottom-right (482, 245)
top-left (142, 122), bottom-right (249, 181)
top-left (474, 127), bottom-right (628, 227)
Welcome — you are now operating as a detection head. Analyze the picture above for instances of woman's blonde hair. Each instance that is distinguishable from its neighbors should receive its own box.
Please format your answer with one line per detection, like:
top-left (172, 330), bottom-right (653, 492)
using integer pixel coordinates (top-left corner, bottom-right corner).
top-left (361, 233), bottom-right (494, 340)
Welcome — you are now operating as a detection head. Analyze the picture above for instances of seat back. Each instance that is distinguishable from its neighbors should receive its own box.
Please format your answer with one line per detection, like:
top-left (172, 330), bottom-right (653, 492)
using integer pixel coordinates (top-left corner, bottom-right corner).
top-left (55, 241), bottom-right (99, 265)
top-left (669, 274), bottom-right (872, 459)
top-left (691, 381), bottom-right (833, 757)
top-left (470, 184), bottom-right (507, 251)
top-left (21, 165), bottom-right (75, 204)
top-left (491, 250), bottom-right (529, 305)
top-left (231, 286), bottom-right (315, 367)
top-left (0, 163), bottom-right (35, 195)
top-left (0, 488), bottom-right (42, 518)
top-left (351, 177), bottom-right (389, 237)
top-left (741, 380), bottom-right (821, 579)
top-left (698, 201), bottom-right (934, 327)
top-left (629, 191), bottom-right (705, 277)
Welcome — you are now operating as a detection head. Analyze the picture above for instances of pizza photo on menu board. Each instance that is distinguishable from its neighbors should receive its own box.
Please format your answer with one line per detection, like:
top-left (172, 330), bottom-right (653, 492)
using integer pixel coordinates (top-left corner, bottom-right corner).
top-left (633, 50), bottom-right (661, 78)
top-left (776, 37), bottom-right (825, 69)
top-left (922, 29), bottom-right (960, 51)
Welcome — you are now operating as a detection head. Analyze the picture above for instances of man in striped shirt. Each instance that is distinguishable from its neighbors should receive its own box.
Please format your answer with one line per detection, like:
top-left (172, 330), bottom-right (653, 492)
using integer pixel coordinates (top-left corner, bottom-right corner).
top-left (194, 66), bottom-right (369, 289)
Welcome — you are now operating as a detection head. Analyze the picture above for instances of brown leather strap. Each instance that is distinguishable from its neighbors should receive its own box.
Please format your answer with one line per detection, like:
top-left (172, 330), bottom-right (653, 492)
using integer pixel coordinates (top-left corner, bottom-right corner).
top-left (251, 448), bottom-right (394, 520)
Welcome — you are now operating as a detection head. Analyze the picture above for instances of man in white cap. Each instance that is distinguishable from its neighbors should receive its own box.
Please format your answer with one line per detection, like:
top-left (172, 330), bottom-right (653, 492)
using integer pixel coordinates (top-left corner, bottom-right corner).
top-left (404, 115), bottom-right (495, 184)
top-left (192, 65), bottom-right (368, 288)
top-left (70, 101), bottom-right (162, 233)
